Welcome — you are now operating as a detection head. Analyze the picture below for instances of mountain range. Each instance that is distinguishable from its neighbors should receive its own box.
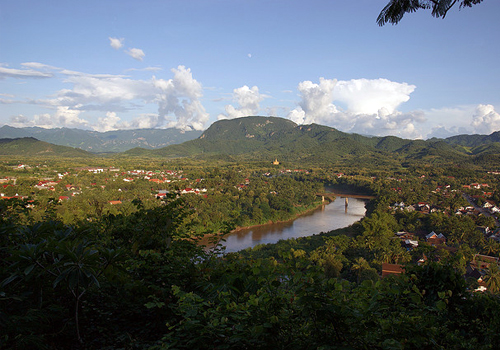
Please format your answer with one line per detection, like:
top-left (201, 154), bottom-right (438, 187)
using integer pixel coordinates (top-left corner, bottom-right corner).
top-left (0, 125), bottom-right (202, 153)
top-left (2, 116), bottom-right (500, 167)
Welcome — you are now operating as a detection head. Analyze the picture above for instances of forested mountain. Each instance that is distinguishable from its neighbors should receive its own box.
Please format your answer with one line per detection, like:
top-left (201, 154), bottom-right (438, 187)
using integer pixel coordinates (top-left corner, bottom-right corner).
top-left (0, 125), bottom-right (202, 153)
top-left (0, 137), bottom-right (94, 157)
top-left (444, 131), bottom-right (500, 148)
top-left (3, 117), bottom-right (500, 166)
top-left (123, 116), bottom-right (500, 168)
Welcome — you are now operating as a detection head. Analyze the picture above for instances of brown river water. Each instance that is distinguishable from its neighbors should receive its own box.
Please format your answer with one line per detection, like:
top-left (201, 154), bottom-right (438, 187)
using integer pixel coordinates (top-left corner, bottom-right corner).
top-left (205, 197), bottom-right (367, 253)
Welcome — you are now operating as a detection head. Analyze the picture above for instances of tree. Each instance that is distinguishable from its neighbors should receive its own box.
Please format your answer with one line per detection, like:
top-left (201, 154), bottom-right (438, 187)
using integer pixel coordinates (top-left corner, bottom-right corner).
top-left (351, 257), bottom-right (372, 283)
top-left (377, 0), bottom-right (484, 26)
top-left (484, 263), bottom-right (500, 293)
top-left (2, 222), bottom-right (124, 345)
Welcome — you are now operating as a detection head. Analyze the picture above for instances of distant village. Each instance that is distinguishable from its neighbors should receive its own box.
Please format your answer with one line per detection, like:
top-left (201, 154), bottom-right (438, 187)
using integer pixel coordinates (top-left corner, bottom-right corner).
top-left (2, 162), bottom-right (500, 292)
top-left (1, 163), bottom-right (310, 204)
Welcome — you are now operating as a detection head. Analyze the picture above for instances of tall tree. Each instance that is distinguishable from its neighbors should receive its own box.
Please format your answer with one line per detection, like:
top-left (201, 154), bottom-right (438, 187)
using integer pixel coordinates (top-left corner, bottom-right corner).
top-left (377, 0), bottom-right (484, 26)
top-left (484, 263), bottom-right (500, 293)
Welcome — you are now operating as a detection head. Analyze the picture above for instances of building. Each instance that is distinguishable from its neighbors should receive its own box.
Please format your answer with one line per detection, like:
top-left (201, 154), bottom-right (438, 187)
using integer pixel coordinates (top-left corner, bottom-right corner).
top-left (381, 263), bottom-right (404, 277)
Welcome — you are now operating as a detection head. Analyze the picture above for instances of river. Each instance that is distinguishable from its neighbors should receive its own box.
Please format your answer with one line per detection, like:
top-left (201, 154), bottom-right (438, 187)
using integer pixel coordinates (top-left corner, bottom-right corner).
top-left (213, 197), bottom-right (367, 253)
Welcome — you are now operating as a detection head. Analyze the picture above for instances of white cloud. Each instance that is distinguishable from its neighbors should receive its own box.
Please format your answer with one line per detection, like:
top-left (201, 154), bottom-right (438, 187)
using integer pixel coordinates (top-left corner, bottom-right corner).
top-left (128, 114), bottom-right (164, 129)
top-left (53, 106), bottom-right (90, 128)
top-left (7, 63), bottom-right (209, 131)
top-left (9, 115), bottom-right (32, 127)
top-left (286, 77), bottom-right (424, 138)
top-left (422, 106), bottom-right (475, 138)
top-left (155, 66), bottom-right (209, 130)
top-left (94, 111), bottom-right (122, 132)
top-left (287, 78), bottom-right (338, 125)
top-left (348, 110), bottom-right (426, 139)
top-left (0, 64), bottom-right (53, 79)
top-left (109, 37), bottom-right (124, 50)
top-left (471, 104), bottom-right (500, 135)
top-left (21, 62), bottom-right (60, 70)
top-left (217, 85), bottom-right (267, 120)
top-left (125, 48), bottom-right (145, 61)
top-left (427, 125), bottom-right (465, 139)
top-left (0, 93), bottom-right (15, 104)
top-left (9, 107), bottom-right (90, 129)
top-left (43, 73), bottom-right (155, 109)
top-left (333, 79), bottom-right (415, 115)
top-left (126, 66), bottom-right (163, 72)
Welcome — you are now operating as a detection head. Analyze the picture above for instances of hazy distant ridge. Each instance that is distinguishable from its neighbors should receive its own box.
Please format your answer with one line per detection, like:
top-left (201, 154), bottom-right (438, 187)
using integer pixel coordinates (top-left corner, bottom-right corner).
top-left (0, 125), bottom-right (203, 153)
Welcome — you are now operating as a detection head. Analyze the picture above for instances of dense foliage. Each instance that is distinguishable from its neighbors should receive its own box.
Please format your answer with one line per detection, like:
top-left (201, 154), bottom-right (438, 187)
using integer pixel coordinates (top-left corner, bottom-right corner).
top-left (2, 193), bottom-right (500, 349)
top-left (2, 118), bottom-right (500, 349)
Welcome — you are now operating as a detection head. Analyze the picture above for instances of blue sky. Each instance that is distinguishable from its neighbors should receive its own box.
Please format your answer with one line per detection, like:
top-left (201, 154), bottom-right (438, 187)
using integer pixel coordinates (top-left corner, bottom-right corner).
top-left (1, 0), bottom-right (499, 139)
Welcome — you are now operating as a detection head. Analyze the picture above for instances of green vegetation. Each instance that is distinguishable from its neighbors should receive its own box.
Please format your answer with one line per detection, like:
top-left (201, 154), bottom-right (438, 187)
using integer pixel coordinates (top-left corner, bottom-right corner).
top-left (0, 138), bottom-right (93, 158)
top-left (2, 116), bottom-right (500, 349)
top-left (116, 116), bottom-right (500, 171)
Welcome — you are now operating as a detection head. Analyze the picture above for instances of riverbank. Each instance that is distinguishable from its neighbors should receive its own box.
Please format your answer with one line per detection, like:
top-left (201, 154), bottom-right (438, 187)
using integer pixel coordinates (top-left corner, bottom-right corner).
top-left (208, 197), bottom-right (367, 253)
top-left (230, 199), bottom-right (333, 234)
top-left (198, 199), bottom-right (330, 247)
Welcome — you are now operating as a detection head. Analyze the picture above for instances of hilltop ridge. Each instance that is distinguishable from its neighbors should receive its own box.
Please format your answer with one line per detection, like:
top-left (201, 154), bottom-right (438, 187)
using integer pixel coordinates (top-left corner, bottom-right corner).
top-left (3, 116), bottom-right (500, 167)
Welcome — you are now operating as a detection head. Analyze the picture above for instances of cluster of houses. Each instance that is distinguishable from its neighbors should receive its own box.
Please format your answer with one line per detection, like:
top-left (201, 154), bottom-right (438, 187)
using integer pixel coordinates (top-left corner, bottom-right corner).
top-left (1, 166), bottom-right (213, 205)
top-left (394, 230), bottom-right (448, 251)
top-left (0, 178), bottom-right (18, 199)
top-left (383, 252), bottom-right (499, 293)
top-left (262, 169), bottom-right (310, 177)
top-left (384, 229), bottom-right (500, 292)
top-left (463, 183), bottom-right (490, 190)
top-left (391, 202), bottom-right (441, 214)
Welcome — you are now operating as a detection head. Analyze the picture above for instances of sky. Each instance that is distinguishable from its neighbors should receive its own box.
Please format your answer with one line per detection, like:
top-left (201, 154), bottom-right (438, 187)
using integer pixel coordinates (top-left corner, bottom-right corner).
top-left (1, 0), bottom-right (499, 139)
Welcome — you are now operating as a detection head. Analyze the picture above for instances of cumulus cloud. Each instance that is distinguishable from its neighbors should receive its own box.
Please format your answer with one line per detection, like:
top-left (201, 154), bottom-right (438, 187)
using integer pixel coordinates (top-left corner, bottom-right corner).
top-left (349, 110), bottom-right (426, 139)
top-left (7, 63), bottom-right (209, 131)
top-left (109, 37), bottom-right (124, 50)
top-left (286, 77), bottom-right (423, 138)
top-left (427, 125), bottom-right (467, 139)
top-left (155, 65), bottom-right (209, 130)
top-left (125, 48), bottom-right (145, 61)
top-left (217, 85), bottom-right (267, 120)
top-left (471, 104), bottom-right (500, 135)
top-left (128, 114), bottom-right (165, 129)
top-left (287, 78), bottom-right (338, 125)
top-left (9, 107), bottom-right (90, 129)
top-left (333, 78), bottom-right (415, 115)
top-left (94, 111), bottom-right (122, 132)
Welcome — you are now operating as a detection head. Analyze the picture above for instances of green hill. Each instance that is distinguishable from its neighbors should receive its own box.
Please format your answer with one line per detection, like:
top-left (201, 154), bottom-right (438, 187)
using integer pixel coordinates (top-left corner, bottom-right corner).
top-left (444, 131), bottom-right (500, 148)
top-left (374, 135), bottom-right (411, 152)
top-left (120, 116), bottom-right (500, 166)
top-left (0, 137), bottom-right (94, 157)
top-left (123, 116), bottom-right (388, 165)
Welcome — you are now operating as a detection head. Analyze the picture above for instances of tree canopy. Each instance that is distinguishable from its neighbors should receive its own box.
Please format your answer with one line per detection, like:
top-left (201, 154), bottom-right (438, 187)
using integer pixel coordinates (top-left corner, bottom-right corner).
top-left (377, 0), bottom-right (484, 26)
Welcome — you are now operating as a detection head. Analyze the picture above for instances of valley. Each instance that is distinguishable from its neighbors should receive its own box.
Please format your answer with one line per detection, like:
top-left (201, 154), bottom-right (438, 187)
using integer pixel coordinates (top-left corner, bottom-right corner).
top-left (2, 116), bottom-right (500, 349)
